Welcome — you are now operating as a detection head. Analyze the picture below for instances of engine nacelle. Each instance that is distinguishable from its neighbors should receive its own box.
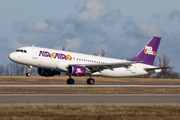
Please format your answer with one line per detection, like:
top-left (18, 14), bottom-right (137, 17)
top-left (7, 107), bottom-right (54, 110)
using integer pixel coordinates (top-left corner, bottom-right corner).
top-left (38, 68), bottom-right (60, 77)
top-left (68, 65), bottom-right (87, 76)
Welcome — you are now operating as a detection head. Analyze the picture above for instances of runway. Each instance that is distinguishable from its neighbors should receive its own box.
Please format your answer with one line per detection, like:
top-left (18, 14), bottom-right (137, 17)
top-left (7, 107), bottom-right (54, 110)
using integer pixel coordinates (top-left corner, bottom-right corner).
top-left (0, 85), bottom-right (180, 87)
top-left (0, 94), bottom-right (180, 106)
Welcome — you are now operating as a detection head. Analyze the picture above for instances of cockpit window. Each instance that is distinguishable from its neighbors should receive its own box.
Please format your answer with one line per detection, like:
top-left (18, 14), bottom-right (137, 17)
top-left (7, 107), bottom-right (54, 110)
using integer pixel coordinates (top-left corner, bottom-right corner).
top-left (15, 49), bottom-right (27, 53)
top-left (16, 49), bottom-right (20, 52)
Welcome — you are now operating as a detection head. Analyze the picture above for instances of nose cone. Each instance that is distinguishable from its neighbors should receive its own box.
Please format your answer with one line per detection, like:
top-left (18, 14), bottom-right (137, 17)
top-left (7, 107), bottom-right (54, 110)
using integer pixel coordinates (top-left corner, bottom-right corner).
top-left (8, 53), bottom-right (16, 62)
top-left (9, 52), bottom-right (23, 64)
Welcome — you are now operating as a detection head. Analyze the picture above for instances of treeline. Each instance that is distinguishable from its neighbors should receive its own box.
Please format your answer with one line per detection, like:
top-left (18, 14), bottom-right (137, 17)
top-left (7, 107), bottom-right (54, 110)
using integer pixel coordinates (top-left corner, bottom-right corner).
top-left (153, 54), bottom-right (179, 79)
top-left (142, 54), bottom-right (179, 79)
top-left (0, 62), bottom-right (38, 76)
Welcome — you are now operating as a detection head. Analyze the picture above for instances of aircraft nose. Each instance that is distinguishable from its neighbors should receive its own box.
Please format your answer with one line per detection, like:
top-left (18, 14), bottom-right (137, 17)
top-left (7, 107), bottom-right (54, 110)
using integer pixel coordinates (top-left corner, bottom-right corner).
top-left (8, 53), bottom-right (16, 61)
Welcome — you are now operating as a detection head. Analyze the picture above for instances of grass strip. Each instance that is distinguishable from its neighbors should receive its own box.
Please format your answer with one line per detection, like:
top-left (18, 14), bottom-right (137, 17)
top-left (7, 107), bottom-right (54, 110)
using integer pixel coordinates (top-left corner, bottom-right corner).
top-left (0, 76), bottom-right (180, 85)
top-left (0, 105), bottom-right (180, 119)
top-left (0, 87), bottom-right (180, 94)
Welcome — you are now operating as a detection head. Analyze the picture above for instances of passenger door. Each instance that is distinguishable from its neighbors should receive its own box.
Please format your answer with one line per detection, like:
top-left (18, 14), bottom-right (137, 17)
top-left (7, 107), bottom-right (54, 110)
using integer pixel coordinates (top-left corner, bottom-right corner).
top-left (32, 46), bottom-right (38, 59)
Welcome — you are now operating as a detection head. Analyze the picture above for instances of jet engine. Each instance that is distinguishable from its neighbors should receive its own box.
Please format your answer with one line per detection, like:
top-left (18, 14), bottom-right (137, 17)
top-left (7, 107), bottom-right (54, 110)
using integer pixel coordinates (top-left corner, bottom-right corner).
top-left (68, 65), bottom-right (88, 76)
top-left (38, 68), bottom-right (60, 77)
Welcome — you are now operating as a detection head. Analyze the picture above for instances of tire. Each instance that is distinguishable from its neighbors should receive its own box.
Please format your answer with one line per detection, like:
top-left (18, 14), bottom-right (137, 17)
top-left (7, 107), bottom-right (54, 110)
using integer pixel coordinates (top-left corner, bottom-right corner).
top-left (87, 78), bottom-right (95, 85)
top-left (26, 73), bottom-right (30, 77)
top-left (67, 79), bottom-right (75, 84)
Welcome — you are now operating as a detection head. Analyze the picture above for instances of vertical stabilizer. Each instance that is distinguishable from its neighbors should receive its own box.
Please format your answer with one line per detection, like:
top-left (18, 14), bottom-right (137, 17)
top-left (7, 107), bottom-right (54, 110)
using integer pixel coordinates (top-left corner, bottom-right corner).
top-left (131, 36), bottom-right (161, 65)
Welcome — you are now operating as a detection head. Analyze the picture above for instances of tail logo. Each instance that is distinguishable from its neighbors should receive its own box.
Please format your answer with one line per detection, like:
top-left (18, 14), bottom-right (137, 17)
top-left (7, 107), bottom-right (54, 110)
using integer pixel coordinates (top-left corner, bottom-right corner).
top-left (144, 46), bottom-right (156, 56)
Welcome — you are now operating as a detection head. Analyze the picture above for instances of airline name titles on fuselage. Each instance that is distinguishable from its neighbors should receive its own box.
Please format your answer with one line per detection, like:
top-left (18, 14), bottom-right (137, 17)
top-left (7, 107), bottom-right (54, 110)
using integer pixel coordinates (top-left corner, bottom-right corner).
top-left (39, 50), bottom-right (72, 61)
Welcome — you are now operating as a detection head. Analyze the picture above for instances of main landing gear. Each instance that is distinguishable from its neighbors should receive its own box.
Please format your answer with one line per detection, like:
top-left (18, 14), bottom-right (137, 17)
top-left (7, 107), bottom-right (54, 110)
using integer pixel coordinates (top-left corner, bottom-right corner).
top-left (66, 75), bottom-right (95, 85)
top-left (26, 65), bottom-right (32, 77)
top-left (87, 78), bottom-right (95, 85)
top-left (87, 75), bottom-right (95, 85)
top-left (67, 75), bottom-right (75, 84)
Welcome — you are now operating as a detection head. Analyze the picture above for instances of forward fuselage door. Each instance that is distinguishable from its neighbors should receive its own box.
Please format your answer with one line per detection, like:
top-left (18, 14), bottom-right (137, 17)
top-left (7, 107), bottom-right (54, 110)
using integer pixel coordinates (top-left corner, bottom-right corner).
top-left (32, 46), bottom-right (38, 59)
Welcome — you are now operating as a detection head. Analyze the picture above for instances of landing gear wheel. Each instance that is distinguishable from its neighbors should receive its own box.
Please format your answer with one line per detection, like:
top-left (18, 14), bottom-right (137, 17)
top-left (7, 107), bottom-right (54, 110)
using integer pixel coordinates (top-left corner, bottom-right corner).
top-left (67, 78), bottom-right (75, 84)
top-left (26, 65), bottom-right (32, 77)
top-left (26, 73), bottom-right (31, 77)
top-left (87, 78), bottom-right (95, 85)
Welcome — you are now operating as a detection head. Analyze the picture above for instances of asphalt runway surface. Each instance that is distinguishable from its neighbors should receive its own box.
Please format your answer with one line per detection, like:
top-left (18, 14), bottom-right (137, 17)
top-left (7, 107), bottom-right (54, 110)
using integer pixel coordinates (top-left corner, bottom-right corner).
top-left (0, 85), bottom-right (180, 87)
top-left (0, 94), bottom-right (180, 106)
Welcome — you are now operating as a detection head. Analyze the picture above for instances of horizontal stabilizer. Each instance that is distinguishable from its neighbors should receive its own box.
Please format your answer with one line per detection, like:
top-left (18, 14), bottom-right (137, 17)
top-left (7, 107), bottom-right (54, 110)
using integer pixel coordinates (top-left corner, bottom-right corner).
top-left (144, 67), bottom-right (172, 71)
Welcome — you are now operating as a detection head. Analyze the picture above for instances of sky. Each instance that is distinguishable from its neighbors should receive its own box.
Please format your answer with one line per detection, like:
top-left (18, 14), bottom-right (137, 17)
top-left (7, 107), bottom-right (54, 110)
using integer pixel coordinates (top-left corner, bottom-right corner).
top-left (0, 0), bottom-right (180, 72)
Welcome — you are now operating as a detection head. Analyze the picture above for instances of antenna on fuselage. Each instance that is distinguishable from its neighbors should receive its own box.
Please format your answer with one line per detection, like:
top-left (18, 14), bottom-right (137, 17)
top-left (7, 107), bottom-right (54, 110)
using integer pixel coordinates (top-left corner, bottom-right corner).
top-left (32, 44), bottom-right (34, 47)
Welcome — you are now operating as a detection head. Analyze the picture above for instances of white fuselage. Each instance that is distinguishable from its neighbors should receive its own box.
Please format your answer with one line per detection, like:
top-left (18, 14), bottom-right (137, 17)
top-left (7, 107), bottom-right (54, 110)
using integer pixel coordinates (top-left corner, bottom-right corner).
top-left (9, 46), bottom-right (160, 77)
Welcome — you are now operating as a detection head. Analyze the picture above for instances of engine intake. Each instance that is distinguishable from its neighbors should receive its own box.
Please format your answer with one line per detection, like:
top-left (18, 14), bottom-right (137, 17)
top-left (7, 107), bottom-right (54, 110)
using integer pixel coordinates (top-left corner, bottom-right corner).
top-left (38, 68), bottom-right (60, 77)
top-left (68, 65), bottom-right (87, 76)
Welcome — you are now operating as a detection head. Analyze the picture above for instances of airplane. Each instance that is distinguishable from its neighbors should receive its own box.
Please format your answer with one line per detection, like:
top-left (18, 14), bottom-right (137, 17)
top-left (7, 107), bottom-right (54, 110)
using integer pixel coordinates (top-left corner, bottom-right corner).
top-left (9, 36), bottom-right (164, 85)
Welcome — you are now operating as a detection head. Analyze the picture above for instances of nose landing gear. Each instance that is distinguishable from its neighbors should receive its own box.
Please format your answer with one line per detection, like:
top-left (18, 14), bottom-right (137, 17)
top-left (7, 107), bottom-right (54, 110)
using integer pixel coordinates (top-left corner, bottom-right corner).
top-left (26, 65), bottom-right (32, 77)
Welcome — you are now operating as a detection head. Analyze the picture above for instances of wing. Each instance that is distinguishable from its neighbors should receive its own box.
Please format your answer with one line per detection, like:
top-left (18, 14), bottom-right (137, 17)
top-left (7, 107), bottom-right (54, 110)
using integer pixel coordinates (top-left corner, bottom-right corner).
top-left (75, 61), bottom-right (142, 73)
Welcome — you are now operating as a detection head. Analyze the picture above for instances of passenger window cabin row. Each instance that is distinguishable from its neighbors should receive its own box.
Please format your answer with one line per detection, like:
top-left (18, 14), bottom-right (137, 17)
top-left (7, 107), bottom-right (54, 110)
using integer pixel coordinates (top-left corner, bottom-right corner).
top-left (73, 57), bottom-right (106, 64)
